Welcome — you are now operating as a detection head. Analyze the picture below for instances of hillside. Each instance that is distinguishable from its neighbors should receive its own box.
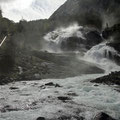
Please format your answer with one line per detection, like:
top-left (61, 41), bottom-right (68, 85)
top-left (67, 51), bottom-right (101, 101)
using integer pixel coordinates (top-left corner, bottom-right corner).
top-left (50, 0), bottom-right (120, 29)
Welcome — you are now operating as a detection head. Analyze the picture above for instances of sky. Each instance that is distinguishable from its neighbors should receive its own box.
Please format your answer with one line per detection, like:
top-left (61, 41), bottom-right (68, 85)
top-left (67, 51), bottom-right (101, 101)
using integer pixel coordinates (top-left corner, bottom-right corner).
top-left (0, 0), bottom-right (66, 22)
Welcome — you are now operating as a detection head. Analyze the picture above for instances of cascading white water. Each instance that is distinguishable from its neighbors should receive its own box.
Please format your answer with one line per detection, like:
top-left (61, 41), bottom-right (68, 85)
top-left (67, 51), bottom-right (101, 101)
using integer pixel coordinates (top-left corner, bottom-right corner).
top-left (84, 42), bottom-right (120, 73)
top-left (43, 24), bottom-right (85, 52)
top-left (43, 23), bottom-right (120, 73)
top-left (44, 24), bottom-right (84, 43)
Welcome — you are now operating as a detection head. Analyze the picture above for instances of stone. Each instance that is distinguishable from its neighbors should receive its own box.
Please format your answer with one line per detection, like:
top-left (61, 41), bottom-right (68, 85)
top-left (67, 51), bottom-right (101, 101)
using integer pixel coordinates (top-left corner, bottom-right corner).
top-left (67, 92), bottom-right (78, 96)
top-left (61, 30), bottom-right (102, 51)
top-left (45, 82), bottom-right (62, 87)
top-left (36, 117), bottom-right (46, 120)
top-left (94, 84), bottom-right (99, 87)
top-left (9, 87), bottom-right (19, 90)
top-left (91, 71), bottom-right (120, 85)
top-left (93, 112), bottom-right (116, 120)
top-left (45, 82), bottom-right (54, 86)
top-left (61, 37), bottom-right (84, 51)
top-left (57, 96), bottom-right (71, 101)
top-left (55, 84), bottom-right (62, 87)
top-left (57, 115), bottom-right (84, 120)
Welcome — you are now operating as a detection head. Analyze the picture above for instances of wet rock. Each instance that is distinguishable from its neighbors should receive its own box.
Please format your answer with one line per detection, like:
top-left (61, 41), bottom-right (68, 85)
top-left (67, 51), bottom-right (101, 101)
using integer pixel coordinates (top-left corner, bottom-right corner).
top-left (40, 85), bottom-right (46, 89)
top-left (9, 87), bottom-right (19, 90)
top-left (61, 37), bottom-right (85, 51)
top-left (107, 43), bottom-right (120, 53)
top-left (55, 84), bottom-right (62, 87)
top-left (94, 84), bottom-right (99, 87)
top-left (61, 30), bottom-right (102, 51)
top-left (85, 31), bottom-right (103, 49)
top-left (91, 71), bottom-right (120, 85)
top-left (102, 23), bottom-right (120, 41)
top-left (45, 82), bottom-right (62, 87)
top-left (93, 112), bottom-right (116, 120)
top-left (67, 92), bottom-right (78, 96)
top-left (1, 105), bottom-right (19, 113)
top-left (57, 115), bottom-right (84, 120)
top-left (106, 43), bottom-right (120, 65)
top-left (58, 96), bottom-right (71, 102)
top-left (45, 82), bottom-right (55, 86)
top-left (36, 117), bottom-right (46, 120)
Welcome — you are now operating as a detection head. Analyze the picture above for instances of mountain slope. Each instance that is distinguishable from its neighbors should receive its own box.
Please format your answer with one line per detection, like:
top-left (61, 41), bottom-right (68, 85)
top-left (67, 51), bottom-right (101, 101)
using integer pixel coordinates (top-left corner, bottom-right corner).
top-left (50, 0), bottom-right (120, 29)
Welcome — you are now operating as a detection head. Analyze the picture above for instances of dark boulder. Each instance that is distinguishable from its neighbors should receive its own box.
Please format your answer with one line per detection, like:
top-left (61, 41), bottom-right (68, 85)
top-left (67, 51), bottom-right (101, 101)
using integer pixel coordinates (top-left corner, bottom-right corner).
top-left (61, 37), bottom-right (84, 51)
top-left (107, 42), bottom-right (120, 53)
top-left (36, 117), bottom-right (46, 120)
top-left (93, 112), bottom-right (116, 120)
top-left (58, 115), bottom-right (84, 120)
top-left (91, 71), bottom-right (120, 85)
top-left (106, 43), bottom-right (120, 65)
top-left (45, 82), bottom-right (55, 86)
top-left (45, 82), bottom-right (62, 87)
top-left (57, 96), bottom-right (71, 102)
top-left (85, 31), bottom-right (103, 49)
top-left (102, 23), bottom-right (120, 42)
top-left (61, 30), bottom-right (102, 51)
top-left (102, 28), bottom-right (112, 39)
top-left (9, 87), bottom-right (19, 90)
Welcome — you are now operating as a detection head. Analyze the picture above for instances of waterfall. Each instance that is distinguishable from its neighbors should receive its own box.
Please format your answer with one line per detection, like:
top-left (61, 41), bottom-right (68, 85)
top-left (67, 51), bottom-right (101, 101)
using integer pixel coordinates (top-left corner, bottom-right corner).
top-left (43, 23), bottom-right (120, 73)
top-left (84, 42), bottom-right (120, 73)
top-left (43, 24), bottom-right (85, 52)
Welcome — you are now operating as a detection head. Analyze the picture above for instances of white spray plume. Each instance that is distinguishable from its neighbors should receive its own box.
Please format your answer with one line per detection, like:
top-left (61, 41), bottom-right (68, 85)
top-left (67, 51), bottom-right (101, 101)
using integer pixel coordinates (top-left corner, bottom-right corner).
top-left (43, 23), bottom-right (85, 52)
top-left (83, 42), bottom-right (120, 73)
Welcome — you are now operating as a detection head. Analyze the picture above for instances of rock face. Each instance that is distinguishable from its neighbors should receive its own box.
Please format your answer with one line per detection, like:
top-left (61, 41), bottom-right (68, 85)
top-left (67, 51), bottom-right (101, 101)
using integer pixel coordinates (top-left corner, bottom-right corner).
top-left (102, 23), bottom-right (120, 41)
top-left (106, 43), bottom-right (120, 65)
top-left (61, 30), bottom-right (103, 51)
top-left (107, 42), bottom-right (120, 53)
top-left (61, 37), bottom-right (85, 51)
top-left (50, 0), bottom-right (120, 29)
top-left (85, 31), bottom-right (103, 49)
top-left (91, 71), bottom-right (120, 85)
top-left (101, 23), bottom-right (120, 65)
top-left (93, 112), bottom-right (116, 120)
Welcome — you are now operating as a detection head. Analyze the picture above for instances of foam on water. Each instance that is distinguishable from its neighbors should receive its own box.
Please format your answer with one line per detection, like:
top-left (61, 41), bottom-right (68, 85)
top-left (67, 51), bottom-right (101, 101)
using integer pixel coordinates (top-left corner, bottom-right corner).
top-left (0, 74), bottom-right (120, 120)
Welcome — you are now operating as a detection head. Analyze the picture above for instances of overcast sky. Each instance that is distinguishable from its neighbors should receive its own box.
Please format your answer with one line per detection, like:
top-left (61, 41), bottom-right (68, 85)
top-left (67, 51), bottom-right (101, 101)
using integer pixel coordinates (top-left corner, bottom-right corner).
top-left (0, 0), bottom-right (66, 22)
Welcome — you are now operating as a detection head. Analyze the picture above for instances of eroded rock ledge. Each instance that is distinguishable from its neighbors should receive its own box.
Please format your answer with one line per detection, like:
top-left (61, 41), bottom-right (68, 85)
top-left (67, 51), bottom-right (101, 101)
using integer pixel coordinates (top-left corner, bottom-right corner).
top-left (91, 71), bottom-right (120, 85)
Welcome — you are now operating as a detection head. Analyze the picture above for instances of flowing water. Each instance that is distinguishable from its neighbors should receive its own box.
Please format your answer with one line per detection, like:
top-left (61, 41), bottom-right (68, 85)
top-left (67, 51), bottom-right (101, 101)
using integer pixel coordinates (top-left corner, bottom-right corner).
top-left (42, 23), bottom-right (85, 53)
top-left (83, 42), bottom-right (120, 73)
top-left (0, 24), bottom-right (120, 120)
